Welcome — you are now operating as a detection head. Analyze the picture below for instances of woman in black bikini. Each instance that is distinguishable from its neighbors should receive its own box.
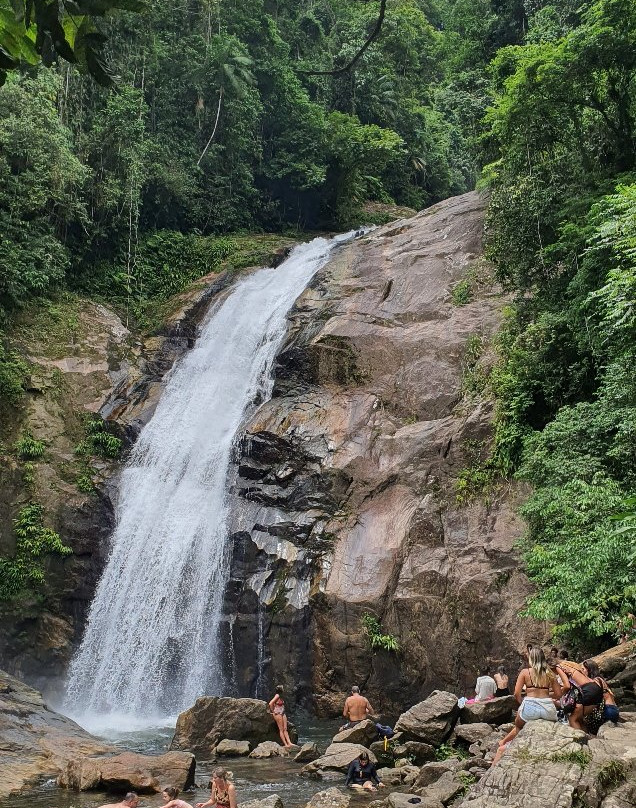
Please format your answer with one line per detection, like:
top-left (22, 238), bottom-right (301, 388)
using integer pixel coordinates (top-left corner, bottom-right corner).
top-left (196, 769), bottom-right (237, 808)
top-left (494, 665), bottom-right (510, 697)
top-left (268, 684), bottom-right (293, 747)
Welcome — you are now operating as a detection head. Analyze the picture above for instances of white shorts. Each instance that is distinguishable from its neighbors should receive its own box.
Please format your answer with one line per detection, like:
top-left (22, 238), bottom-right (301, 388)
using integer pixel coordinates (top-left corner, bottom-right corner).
top-left (518, 697), bottom-right (557, 723)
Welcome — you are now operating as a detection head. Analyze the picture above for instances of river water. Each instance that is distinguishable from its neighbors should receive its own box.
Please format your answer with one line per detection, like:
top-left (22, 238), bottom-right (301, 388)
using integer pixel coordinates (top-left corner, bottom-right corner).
top-left (3, 716), bottom-right (378, 808)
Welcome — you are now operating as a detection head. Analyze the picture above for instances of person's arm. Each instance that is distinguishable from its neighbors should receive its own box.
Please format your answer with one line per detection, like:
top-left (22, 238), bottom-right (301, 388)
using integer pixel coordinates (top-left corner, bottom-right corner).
top-left (551, 672), bottom-right (563, 699)
top-left (370, 763), bottom-right (381, 785)
top-left (365, 698), bottom-right (373, 715)
top-left (343, 697), bottom-right (350, 719)
top-left (345, 760), bottom-right (357, 786)
top-left (228, 783), bottom-right (237, 808)
top-left (268, 694), bottom-right (278, 713)
top-left (196, 800), bottom-right (213, 808)
top-left (514, 671), bottom-right (526, 705)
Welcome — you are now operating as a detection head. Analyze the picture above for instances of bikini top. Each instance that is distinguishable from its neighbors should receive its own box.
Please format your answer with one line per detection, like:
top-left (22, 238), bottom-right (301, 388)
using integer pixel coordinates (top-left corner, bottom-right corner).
top-left (214, 783), bottom-right (230, 806)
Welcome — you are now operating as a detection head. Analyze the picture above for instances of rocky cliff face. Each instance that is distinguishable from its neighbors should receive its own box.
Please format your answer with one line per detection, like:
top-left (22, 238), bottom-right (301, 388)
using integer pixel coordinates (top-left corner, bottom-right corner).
top-left (0, 271), bottom-right (237, 697)
top-left (224, 192), bottom-right (545, 714)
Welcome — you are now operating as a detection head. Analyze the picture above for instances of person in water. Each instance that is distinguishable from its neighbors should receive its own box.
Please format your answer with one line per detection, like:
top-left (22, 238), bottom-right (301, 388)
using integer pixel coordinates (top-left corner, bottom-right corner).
top-left (162, 785), bottom-right (193, 808)
top-left (492, 647), bottom-right (565, 765)
top-left (345, 751), bottom-right (384, 791)
top-left (196, 769), bottom-right (237, 808)
top-left (341, 685), bottom-right (374, 729)
top-left (268, 684), bottom-right (293, 747)
top-left (494, 665), bottom-right (510, 697)
top-left (97, 793), bottom-right (139, 808)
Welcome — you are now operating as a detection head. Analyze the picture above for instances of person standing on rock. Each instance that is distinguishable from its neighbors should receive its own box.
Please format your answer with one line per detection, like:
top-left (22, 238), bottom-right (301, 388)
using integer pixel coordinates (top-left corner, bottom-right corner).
top-left (345, 751), bottom-right (384, 791)
top-left (268, 684), bottom-right (293, 747)
top-left (196, 769), bottom-right (237, 808)
top-left (96, 793), bottom-right (139, 808)
top-left (341, 685), bottom-right (373, 729)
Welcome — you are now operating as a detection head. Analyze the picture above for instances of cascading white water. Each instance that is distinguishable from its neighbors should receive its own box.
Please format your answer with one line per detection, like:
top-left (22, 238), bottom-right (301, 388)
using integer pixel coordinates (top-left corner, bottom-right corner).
top-left (64, 233), bottom-right (355, 726)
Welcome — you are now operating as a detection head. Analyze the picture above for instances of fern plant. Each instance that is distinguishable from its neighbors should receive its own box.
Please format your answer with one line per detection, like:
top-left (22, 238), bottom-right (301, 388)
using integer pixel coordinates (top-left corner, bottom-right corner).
top-left (361, 613), bottom-right (400, 652)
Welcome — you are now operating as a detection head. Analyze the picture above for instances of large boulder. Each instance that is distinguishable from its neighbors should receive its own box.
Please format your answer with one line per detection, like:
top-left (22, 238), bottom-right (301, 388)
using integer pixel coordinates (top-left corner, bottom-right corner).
top-left (170, 696), bottom-right (297, 757)
top-left (305, 787), bottom-right (351, 808)
top-left (241, 795), bottom-right (284, 808)
top-left (461, 721), bottom-right (608, 807)
top-left (0, 669), bottom-right (114, 800)
top-left (332, 719), bottom-right (378, 746)
top-left (453, 723), bottom-right (494, 745)
top-left (392, 741), bottom-right (435, 764)
top-left (250, 741), bottom-right (287, 758)
top-left (295, 743), bottom-right (321, 763)
top-left (215, 739), bottom-right (251, 756)
top-left (459, 696), bottom-right (515, 726)
top-left (302, 743), bottom-right (377, 775)
top-left (57, 750), bottom-right (196, 793)
top-left (395, 691), bottom-right (459, 745)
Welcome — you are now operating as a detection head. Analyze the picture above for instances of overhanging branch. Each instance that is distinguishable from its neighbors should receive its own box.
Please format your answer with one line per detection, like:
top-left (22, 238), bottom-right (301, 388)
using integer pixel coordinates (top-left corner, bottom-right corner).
top-left (298, 0), bottom-right (387, 77)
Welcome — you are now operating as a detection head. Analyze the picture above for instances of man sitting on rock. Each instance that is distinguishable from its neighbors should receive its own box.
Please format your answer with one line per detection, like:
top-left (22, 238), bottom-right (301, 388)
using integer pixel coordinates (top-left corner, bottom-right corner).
top-left (97, 792), bottom-right (139, 808)
top-left (341, 685), bottom-right (374, 730)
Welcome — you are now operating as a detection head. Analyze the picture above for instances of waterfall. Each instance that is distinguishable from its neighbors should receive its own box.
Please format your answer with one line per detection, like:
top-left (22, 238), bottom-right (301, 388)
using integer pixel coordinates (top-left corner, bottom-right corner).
top-left (64, 233), bottom-right (355, 725)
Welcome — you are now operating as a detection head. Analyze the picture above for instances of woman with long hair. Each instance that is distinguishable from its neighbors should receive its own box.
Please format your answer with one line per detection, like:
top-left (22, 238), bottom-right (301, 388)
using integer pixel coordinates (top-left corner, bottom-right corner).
top-left (492, 648), bottom-right (566, 765)
top-left (268, 684), bottom-right (293, 747)
top-left (196, 769), bottom-right (237, 808)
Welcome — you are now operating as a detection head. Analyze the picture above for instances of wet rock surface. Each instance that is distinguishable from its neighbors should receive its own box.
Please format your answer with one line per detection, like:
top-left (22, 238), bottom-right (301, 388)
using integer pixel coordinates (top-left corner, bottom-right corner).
top-left (0, 670), bottom-right (111, 798)
top-left (170, 697), bottom-right (297, 757)
top-left (223, 191), bottom-right (545, 710)
top-left (57, 749), bottom-right (196, 793)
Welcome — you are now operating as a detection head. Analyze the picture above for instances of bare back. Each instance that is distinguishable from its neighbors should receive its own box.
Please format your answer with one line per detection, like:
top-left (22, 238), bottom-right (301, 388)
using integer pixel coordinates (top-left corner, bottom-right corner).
top-left (345, 694), bottom-right (372, 721)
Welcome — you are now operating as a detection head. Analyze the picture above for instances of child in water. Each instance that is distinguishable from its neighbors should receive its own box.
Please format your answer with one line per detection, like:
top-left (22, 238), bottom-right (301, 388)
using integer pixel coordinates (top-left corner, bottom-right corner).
top-left (162, 785), bottom-right (194, 808)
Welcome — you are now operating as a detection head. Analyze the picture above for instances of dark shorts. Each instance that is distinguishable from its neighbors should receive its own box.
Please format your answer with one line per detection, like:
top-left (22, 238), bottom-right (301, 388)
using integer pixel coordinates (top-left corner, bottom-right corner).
top-left (603, 704), bottom-right (620, 723)
top-left (495, 688), bottom-right (510, 697)
top-left (579, 682), bottom-right (603, 706)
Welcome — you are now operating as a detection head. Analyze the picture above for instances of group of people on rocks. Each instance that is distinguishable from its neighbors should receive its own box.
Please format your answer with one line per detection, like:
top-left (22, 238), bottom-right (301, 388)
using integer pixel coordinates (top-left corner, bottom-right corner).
top-left (98, 650), bottom-right (621, 806)
top-left (96, 770), bottom-right (237, 808)
top-left (490, 645), bottom-right (620, 765)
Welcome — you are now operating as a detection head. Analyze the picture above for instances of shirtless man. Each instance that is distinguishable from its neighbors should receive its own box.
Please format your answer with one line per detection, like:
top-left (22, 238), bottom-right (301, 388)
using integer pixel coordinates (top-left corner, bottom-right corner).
top-left (342, 686), bottom-right (374, 729)
top-left (97, 792), bottom-right (139, 808)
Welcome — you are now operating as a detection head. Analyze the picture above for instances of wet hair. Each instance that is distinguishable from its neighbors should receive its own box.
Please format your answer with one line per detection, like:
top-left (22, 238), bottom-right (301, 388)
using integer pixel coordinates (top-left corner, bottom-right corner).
top-left (275, 684), bottom-right (284, 694)
top-left (497, 665), bottom-right (506, 676)
top-left (124, 795), bottom-right (138, 805)
top-left (163, 786), bottom-right (179, 799)
top-left (559, 649), bottom-right (569, 660)
top-left (583, 659), bottom-right (600, 679)
top-left (550, 647), bottom-right (559, 657)
top-left (526, 643), bottom-right (533, 653)
top-left (528, 647), bottom-right (553, 689)
top-left (212, 768), bottom-right (229, 781)
top-left (352, 685), bottom-right (360, 694)
top-left (479, 666), bottom-right (491, 676)
top-left (358, 751), bottom-right (369, 761)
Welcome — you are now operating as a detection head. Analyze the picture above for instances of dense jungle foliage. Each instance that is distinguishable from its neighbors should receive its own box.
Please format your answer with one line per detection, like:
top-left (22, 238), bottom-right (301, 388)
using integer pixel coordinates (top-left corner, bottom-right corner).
top-left (0, 0), bottom-right (635, 649)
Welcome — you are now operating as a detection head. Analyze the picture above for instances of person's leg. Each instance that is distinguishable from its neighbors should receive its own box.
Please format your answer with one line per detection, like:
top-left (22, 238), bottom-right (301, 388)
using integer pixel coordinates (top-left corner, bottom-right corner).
top-left (362, 782), bottom-right (375, 791)
top-left (274, 714), bottom-right (286, 744)
top-left (493, 714), bottom-right (525, 765)
top-left (568, 705), bottom-right (586, 732)
top-left (281, 715), bottom-right (292, 747)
